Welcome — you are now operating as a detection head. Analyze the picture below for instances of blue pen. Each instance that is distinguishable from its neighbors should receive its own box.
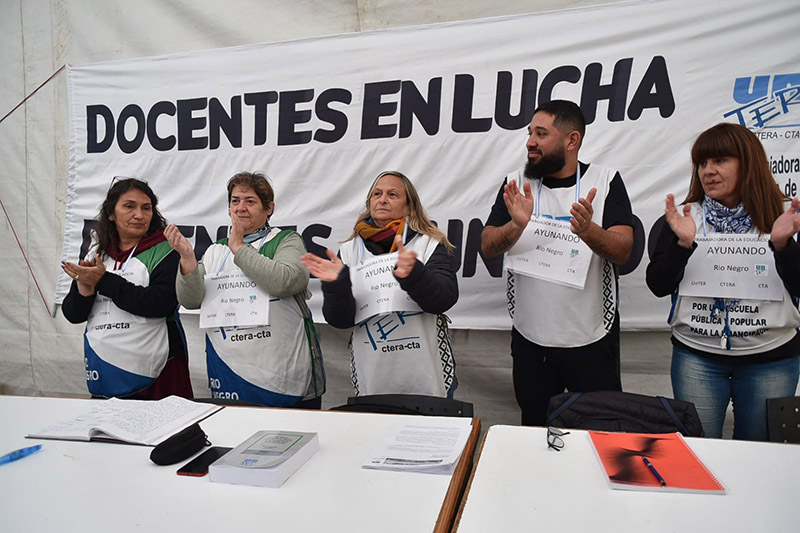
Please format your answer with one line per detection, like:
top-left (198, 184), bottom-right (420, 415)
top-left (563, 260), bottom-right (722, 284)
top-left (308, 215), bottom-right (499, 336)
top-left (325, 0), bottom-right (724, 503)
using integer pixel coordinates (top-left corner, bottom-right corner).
top-left (0, 444), bottom-right (43, 466)
top-left (642, 455), bottom-right (666, 486)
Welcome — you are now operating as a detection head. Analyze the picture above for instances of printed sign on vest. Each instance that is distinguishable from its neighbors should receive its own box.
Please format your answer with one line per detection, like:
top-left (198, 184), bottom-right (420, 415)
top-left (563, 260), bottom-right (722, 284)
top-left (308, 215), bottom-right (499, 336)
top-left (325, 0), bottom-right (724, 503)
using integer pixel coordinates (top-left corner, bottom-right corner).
top-left (351, 253), bottom-right (423, 324)
top-left (200, 271), bottom-right (272, 328)
top-left (506, 217), bottom-right (592, 289)
top-left (679, 235), bottom-right (783, 301)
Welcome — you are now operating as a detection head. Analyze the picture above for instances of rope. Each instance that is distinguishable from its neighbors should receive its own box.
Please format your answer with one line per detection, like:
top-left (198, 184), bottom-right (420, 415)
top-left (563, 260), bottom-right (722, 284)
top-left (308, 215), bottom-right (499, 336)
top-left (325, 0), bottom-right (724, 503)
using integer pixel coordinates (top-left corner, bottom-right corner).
top-left (0, 198), bottom-right (52, 316)
top-left (0, 65), bottom-right (67, 316)
top-left (0, 65), bottom-right (66, 126)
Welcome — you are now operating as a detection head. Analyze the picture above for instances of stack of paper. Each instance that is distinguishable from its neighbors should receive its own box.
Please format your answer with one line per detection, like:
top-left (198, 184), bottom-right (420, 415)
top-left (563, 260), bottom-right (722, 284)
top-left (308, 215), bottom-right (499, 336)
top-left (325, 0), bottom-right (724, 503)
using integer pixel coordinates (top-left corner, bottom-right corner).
top-left (363, 419), bottom-right (472, 475)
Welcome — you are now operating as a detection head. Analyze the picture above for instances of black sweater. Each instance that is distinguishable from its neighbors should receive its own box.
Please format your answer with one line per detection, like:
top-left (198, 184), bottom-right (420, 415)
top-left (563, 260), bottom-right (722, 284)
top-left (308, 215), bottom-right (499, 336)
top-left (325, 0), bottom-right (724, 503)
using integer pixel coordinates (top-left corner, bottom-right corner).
top-left (62, 251), bottom-right (187, 360)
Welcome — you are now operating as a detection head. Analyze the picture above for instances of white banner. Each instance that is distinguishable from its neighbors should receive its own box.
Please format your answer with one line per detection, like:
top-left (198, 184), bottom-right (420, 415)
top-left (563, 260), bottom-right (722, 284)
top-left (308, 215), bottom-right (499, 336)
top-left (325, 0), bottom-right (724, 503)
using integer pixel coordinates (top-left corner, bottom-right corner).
top-left (61, 0), bottom-right (800, 329)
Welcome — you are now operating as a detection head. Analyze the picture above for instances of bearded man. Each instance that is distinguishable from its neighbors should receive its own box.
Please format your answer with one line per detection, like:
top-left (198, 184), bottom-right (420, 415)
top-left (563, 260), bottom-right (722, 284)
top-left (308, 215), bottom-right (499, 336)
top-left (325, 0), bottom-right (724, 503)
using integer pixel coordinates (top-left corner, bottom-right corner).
top-left (481, 100), bottom-right (634, 426)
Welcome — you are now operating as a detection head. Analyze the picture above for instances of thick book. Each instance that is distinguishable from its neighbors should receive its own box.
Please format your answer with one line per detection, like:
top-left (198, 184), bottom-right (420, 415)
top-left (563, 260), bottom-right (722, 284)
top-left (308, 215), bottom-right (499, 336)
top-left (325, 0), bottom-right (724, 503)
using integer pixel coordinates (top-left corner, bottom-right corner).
top-left (588, 431), bottom-right (726, 494)
top-left (26, 396), bottom-right (222, 446)
top-left (209, 430), bottom-right (319, 488)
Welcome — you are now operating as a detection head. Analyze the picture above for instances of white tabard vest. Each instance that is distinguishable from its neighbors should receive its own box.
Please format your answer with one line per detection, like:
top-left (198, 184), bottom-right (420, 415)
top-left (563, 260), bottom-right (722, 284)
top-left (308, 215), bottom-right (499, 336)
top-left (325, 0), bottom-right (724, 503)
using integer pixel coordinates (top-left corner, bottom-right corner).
top-left (84, 242), bottom-right (172, 398)
top-left (340, 233), bottom-right (456, 397)
top-left (201, 228), bottom-right (314, 404)
top-left (669, 202), bottom-right (800, 355)
top-left (507, 165), bottom-right (618, 347)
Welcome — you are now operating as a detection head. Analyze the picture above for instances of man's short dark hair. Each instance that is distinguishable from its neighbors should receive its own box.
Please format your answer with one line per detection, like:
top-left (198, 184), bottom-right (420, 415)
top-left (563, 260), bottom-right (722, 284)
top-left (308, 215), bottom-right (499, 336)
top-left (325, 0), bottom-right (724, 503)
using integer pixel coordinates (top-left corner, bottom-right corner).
top-left (532, 100), bottom-right (586, 141)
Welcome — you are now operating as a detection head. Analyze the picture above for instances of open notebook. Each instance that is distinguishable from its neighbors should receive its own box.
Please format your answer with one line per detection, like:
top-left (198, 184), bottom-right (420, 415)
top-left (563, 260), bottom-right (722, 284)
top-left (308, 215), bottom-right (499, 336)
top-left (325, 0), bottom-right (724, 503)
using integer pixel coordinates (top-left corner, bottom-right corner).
top-left (26, 396), bottom-right (222, 446)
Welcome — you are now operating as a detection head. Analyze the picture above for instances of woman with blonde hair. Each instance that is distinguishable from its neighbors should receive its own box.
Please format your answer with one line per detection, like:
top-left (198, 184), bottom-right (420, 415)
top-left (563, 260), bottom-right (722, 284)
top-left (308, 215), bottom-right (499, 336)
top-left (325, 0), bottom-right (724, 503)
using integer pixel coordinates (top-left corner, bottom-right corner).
top-left (647, 123), bottom-right (800, 440)
top-left (302, 171), bottom-right (459, 397)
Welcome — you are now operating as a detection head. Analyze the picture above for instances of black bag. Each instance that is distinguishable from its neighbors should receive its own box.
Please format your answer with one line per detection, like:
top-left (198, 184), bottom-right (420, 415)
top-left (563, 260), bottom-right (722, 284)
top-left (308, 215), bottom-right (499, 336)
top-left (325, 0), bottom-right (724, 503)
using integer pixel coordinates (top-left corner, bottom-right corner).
top-left (545, 391), bottom-right (704, 437)
top-left (149, 423), bottom-right (210, 465)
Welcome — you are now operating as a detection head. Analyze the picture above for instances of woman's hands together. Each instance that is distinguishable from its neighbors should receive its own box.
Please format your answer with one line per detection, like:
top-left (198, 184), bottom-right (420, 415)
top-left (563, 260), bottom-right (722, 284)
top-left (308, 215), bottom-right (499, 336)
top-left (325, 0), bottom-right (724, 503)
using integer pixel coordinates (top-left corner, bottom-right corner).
top-left (62, 258), bottom-right (106, 296)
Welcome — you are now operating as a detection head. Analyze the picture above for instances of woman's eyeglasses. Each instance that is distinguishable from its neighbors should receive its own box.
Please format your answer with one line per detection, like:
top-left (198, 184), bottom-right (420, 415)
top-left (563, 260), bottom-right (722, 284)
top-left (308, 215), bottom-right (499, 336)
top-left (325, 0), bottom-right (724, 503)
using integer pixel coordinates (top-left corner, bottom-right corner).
top-left (547, 427), bottom-right (570, 451)
top-left (109, 176), bottom-right (146, 189)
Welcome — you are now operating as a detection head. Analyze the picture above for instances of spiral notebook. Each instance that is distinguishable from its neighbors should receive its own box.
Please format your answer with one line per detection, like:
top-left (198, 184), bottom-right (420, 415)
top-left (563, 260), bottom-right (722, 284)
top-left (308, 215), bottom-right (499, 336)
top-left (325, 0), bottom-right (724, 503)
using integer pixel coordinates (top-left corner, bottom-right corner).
top-left (588, 431), bottom-right (726, 494)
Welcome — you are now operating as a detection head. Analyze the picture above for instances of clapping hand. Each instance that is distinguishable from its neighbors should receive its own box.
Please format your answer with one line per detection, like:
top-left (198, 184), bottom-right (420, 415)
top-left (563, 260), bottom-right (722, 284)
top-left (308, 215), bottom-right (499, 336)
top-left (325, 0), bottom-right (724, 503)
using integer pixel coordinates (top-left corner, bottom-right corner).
top-left (771, 197), bottom-right (800, 252)
top-left (165, 224), bottom-right (194, 259)
top-left (664, 194), bottom-right (696, 248)
top-left (301, 249), bottom-right (345, 282)
top-left (165, 224), bottom-right (198, 275)
top-left (393, 236), bottom-right (418, 279)
top-left (570, 187), bottom-right (597, 235)
top-left (504, 180), bottom-right (534, 230)
top-left (62, 257), bottom-right (106, 297)
top-left (228, 210), bottom-right (245, 254)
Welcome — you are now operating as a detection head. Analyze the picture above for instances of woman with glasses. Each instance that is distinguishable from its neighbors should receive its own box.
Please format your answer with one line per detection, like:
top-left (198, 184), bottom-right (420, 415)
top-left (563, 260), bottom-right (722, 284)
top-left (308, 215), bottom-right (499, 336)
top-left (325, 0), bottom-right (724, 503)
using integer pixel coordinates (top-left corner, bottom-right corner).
top-left (62, 177), bottom-right (193, 400)
top-left (166, 172), bottom-right (325, 408)
top-left (646, 123), bottom-right (800, 440)
top-left (301, 171), bottom-right (458, 398)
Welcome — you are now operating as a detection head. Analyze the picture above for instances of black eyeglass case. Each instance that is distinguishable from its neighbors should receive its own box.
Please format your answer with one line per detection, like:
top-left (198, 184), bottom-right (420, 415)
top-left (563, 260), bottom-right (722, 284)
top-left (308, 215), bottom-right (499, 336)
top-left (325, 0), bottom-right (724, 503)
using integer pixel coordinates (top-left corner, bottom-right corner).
top-left (149, 423), bottom-right (210, 465)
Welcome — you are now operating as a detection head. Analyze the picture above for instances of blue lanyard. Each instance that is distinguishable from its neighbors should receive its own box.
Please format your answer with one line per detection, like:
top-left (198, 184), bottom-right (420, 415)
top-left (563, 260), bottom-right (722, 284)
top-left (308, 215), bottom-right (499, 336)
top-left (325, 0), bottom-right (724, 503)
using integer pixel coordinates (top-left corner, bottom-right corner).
top-left (701, 203), bottom-right (709, 236)
top-left (115, 241), bottom-right (139, 272)
top-left (216, 235), bottom-right (268, 275)
top-left (701, 203), bottom-right (734, 349)
top-left (533, 165), bottom-right (582, 219)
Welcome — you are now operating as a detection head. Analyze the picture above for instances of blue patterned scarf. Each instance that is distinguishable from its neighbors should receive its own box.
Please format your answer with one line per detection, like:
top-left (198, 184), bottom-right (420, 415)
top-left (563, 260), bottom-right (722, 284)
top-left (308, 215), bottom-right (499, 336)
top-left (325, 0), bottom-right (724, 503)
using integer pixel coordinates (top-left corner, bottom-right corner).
top-left (703, 196), bottom-right (751, 233)
top-left (243, 222), bottom-right (271, 243)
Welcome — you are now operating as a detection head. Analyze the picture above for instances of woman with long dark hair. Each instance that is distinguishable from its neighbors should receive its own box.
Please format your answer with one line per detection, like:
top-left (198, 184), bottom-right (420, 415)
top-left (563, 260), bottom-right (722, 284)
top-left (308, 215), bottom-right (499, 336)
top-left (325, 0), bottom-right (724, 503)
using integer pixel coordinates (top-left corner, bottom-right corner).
top-left (647, 123), bottom-right (800, 440)
top-left (62, 177), bottom-right (193, 399)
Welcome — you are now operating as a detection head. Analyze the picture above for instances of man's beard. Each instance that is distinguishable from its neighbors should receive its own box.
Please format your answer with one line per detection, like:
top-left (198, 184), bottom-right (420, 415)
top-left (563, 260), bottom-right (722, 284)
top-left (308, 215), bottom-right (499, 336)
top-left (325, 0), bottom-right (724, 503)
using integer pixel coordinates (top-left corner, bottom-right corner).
top-left (524, 147), bottom-right (566, 179)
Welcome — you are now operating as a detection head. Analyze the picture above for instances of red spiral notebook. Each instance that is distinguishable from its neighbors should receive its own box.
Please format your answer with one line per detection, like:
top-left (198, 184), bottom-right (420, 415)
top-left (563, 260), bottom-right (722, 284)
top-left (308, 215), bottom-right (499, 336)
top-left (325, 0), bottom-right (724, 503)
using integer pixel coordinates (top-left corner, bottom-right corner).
top-left (588, 431), bottom-right (726, 494)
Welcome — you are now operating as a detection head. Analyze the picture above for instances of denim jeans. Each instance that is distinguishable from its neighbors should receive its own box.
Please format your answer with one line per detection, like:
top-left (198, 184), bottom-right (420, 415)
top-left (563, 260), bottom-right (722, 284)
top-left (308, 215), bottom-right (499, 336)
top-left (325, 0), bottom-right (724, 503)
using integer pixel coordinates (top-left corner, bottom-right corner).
top-left (671, 345), bottom-right (800, 441)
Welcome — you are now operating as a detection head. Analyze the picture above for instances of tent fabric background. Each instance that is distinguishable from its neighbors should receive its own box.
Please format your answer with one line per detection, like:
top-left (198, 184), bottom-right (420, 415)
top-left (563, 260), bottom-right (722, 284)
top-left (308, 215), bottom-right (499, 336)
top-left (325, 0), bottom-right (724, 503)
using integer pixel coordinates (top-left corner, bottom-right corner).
top-left (2, 0), bottom-right (798, 398)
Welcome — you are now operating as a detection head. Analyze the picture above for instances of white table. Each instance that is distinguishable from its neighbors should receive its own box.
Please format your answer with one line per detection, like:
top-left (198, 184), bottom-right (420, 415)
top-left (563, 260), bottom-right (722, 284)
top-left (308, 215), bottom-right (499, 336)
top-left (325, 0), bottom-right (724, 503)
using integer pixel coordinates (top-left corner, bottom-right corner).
top-left (454, 425), bottom-right (800, 532)
top-left (0, 396), bottom-right (479, 532)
